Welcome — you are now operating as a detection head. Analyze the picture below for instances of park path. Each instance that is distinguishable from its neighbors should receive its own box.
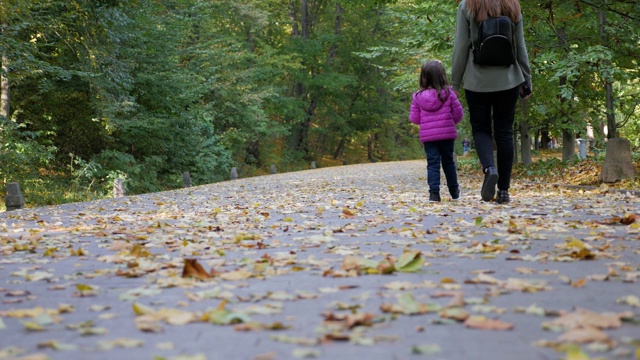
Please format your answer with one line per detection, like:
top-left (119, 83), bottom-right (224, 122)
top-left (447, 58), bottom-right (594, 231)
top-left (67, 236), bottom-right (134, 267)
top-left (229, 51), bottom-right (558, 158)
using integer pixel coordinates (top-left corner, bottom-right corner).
top-left (1, 160), bottom-right (639, 360)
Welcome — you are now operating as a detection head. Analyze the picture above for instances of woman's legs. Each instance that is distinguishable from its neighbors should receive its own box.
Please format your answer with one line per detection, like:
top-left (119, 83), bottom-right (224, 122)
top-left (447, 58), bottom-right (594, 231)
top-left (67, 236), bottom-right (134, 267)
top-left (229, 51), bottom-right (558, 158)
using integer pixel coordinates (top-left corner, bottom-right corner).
top-left (465, 90), bottom-right (495, 170)
top-left (491, 87), bottom-right (519, 191)
top-left (465, 87), bottom-right (519, 200)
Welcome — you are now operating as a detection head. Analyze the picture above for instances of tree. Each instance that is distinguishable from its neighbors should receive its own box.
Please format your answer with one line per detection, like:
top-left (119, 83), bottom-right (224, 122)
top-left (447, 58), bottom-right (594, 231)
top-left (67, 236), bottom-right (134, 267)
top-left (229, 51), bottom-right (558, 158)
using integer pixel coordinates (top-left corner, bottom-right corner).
top-left (522, 1), bottom-right (639, 162)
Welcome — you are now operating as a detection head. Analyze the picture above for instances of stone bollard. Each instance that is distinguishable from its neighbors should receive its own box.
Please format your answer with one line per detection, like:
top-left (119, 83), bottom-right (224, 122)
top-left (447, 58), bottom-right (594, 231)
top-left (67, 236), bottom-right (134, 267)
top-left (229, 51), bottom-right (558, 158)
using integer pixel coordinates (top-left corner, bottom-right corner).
top-left (5, 182), bottom-right (25, 211)
top-left (577, 138), bottom-right (587, 160)
top-left (310, 161), bottom-right (316, 169)
top-left (230, 167), bottom-right (238, 180)
top-left (182, 172), bottom-right (191, 188)
top-left (270, 164), bottom-right (277, 174)
top-left (113, 178), bottom-right (126, 198)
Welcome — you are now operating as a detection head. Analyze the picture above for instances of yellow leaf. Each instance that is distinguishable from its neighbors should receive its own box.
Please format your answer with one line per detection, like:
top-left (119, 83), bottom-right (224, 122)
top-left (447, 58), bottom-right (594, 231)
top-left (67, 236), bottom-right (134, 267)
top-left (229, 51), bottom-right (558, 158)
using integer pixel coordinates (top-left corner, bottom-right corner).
top-left (76, 284), bottom-right (94, 292)
top-left (132, 302), bottom-right (155, 316)
top-left (562, 344), bottom-right (590, 360)
top-left (23, 321), bottom-right (46, 331)
top-left (43, 247), bottom-right (58, 257)
top-left (566, 237), bottom-right (585, 249)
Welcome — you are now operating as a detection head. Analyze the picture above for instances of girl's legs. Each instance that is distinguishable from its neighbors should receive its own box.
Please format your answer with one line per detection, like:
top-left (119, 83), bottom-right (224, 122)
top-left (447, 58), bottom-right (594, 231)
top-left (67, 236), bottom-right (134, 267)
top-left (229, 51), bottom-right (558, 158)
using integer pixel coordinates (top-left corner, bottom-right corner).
top-left (423, 142), bottom-right (441, 194)
top-left (437, 139), bottom-right (459, 196)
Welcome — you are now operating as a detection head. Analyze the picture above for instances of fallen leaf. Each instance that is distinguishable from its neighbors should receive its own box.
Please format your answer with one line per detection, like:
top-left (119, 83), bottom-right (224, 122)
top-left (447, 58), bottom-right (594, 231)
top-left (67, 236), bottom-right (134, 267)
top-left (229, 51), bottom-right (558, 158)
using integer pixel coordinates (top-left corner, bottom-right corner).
top-left (219, 269), bottom-right (253, 281)
top-left (464, 316), bottom-right (513, 330)
top-left (571, 278), bottom-right (587, 288)
top-left (395, 250), bottom-right (425, 272)
top-left (544, 308), bottom-right (622, 330)
top-left (181, 259), bottom-right (211, 280)
top-left (558, 326), bottom-right (610, 344)
top-left (616, 295), bottom-right (640, 307)
top-left (411, 343), bottom-right (441, 355)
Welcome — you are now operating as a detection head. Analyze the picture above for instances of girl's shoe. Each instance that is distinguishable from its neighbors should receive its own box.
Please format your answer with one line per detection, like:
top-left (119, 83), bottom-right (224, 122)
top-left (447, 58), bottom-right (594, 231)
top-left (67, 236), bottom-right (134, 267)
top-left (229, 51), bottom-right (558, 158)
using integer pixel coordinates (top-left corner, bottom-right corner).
top-left (429, 192), bottom-right (441, 202)
top-left (496, 190), bottom-right (510, 204)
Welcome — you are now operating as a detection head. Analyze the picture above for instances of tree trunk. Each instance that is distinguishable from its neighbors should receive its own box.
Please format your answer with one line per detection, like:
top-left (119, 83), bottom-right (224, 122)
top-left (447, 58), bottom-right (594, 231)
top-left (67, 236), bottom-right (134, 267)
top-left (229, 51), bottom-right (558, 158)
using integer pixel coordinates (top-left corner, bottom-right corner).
top-left (599, 9), bottom-right (616, 138)
top-left (288, 0), bottom-right (311, 156)
top-left (555, 27), bottom-right (575, 161)
top-left (0, 55), bottom-right (8, 119)
top-left (367, 133), bottom-right (374, 162)
top-left (562, 131), bottom-right (575, 161)
top-left (540, 127), bottom-right (550, 150)
top-left (328, 3), bottom-right (343, 64)
top-left (333, 136), bottom-right (346, 160)
top-left (519, 99), bottom-right (532, 165)
top-left (1, 22), bottom-right (9, 119)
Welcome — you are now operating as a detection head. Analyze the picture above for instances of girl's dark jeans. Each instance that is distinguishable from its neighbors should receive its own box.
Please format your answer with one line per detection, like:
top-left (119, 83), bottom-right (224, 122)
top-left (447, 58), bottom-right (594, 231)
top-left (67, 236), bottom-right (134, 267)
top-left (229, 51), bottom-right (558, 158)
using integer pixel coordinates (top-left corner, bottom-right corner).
top-left (465, 87), bottom-right (519, 191)
top-left (423, 139), bottom-right (458, 194)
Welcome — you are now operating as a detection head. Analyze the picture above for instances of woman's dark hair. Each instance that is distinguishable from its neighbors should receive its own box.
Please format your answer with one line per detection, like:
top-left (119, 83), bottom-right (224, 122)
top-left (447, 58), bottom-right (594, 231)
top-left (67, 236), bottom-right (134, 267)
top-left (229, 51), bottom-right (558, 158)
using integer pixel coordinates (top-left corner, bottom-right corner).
top-left (419, 60), bottom-right (451, 103)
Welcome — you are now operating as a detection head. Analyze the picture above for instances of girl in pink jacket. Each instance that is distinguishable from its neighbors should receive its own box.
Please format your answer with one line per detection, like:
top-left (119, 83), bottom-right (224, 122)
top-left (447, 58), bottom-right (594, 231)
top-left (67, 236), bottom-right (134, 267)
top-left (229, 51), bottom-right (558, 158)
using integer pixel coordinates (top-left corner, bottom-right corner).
top-left (409, 60), bottom-right (464, 202)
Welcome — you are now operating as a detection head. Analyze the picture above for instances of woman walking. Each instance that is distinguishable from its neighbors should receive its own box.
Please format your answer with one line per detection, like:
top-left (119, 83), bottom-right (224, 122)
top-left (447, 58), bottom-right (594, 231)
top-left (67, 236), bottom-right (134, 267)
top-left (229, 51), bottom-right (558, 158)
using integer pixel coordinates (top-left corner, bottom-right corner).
top-left (451, 0), bottom-right (532, 204)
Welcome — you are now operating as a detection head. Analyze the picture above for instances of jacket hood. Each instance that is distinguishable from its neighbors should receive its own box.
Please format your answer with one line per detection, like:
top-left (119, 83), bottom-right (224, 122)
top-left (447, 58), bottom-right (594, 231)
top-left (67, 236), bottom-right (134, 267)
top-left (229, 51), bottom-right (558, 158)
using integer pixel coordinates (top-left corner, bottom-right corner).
top-left (412, 89), bottom-right (450, 111)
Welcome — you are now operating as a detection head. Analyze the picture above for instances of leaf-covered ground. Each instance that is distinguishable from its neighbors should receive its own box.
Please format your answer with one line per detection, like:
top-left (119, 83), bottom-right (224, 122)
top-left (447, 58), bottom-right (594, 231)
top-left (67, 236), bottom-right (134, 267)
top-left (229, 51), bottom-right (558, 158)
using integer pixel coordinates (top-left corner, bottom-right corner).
top-left (1, 160), bottom-right (639, 360)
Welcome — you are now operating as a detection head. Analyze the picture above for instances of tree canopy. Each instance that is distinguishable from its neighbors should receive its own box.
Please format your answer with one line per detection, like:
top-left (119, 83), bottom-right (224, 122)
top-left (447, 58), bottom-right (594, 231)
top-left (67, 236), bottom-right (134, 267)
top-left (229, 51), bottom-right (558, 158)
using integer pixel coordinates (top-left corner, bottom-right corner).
top-left (1, 0), bottom-right (638, 205)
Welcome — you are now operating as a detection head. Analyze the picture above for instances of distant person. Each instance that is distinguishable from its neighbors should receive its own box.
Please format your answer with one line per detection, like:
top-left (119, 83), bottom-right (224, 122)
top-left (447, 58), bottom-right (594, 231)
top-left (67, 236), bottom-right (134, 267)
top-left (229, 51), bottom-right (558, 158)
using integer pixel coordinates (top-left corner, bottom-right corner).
top-left (462, 137), bottom-right (471, 155)
top-left (451, 0), bottom-right (533, 204)
top-left (409, 60), bottom-right (464, 202)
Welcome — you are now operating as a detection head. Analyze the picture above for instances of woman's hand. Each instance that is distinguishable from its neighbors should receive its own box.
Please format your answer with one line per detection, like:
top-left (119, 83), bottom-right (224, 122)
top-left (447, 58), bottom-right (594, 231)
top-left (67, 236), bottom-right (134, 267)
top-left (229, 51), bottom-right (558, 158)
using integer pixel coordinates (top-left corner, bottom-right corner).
top-left (520, 84), bottom-right (532, 100)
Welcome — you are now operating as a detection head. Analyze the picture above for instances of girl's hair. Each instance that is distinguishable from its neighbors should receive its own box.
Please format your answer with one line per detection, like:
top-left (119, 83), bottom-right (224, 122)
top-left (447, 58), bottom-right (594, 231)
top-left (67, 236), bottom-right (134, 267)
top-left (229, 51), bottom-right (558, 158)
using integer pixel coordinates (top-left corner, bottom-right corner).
top-left (418, 60), bottom-right (451, 103)
top-left (466, 0), bottom-right (521, 23)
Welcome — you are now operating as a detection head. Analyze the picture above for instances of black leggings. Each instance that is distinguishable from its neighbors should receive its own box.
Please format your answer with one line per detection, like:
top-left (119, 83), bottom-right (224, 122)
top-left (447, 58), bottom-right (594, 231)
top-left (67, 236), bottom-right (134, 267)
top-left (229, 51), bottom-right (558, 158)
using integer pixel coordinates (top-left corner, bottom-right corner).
top-left (465, 87), bottom-right (519, 190)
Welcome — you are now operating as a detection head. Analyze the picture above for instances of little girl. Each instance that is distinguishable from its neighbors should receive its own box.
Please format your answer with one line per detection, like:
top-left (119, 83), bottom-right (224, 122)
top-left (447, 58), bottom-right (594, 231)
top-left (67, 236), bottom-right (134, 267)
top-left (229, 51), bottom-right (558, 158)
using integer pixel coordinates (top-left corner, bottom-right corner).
top-left (409, 60), bottom-right (464, 202)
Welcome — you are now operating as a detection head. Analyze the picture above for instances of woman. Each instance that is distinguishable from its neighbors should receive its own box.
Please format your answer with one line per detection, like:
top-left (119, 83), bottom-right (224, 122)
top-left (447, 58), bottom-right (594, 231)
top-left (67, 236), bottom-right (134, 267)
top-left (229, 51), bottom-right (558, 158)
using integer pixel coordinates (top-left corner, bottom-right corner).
top-left (451, 0), bottom-right (532, 204)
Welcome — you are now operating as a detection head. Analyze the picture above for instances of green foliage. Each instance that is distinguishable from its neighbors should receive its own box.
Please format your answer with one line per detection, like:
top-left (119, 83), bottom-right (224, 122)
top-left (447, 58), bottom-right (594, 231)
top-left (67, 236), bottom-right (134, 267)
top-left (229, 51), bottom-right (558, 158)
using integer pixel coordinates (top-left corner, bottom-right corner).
top-left (1, 0), bottom-right (638, 209)
top-left (0, 117), bottom-right (56, 183)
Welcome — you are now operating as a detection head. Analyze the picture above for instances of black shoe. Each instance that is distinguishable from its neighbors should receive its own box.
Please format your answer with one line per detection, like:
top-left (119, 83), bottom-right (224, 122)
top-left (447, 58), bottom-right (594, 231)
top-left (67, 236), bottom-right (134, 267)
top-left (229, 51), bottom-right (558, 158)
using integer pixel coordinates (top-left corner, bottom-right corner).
top-left (496, 189), bottom-right (510, 204)
top-left (429, 192), bottom-right (441, 202)
top-left (450, 186), bottom-right (461, 200)
top-left (481, 166), bottom-right (498, 202)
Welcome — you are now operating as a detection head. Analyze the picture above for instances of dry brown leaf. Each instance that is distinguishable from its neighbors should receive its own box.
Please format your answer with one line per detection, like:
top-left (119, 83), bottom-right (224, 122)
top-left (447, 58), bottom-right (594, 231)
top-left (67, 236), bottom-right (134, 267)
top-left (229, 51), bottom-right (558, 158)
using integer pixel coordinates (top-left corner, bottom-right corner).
top-left (620, 213), bottom-right (640, 225)
top-left (181, 259), bottom-right (211, 280)
top-left (464, 316), bottom-right (514, 330)
top-left (446, 292), bottom-right (465, 308)
top-left (571, 278), bottom-right (587, 288)
top-left (557, 326), bottom-right (610, 344)
top-left (546, 308), bottom-right (622, 330)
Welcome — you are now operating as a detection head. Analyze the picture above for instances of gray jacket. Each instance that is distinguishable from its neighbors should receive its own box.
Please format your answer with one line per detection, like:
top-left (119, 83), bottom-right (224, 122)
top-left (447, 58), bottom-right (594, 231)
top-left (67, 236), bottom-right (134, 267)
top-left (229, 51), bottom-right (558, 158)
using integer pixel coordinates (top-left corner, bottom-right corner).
top-left (451, 0), bottom-right (532, 92)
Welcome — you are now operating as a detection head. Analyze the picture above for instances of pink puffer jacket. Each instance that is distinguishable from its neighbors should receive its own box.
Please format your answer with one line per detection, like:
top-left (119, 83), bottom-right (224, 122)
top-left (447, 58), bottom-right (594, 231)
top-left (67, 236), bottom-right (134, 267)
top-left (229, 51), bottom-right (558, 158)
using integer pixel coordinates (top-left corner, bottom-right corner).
top-left (409, 88), bottom-right (463, 143)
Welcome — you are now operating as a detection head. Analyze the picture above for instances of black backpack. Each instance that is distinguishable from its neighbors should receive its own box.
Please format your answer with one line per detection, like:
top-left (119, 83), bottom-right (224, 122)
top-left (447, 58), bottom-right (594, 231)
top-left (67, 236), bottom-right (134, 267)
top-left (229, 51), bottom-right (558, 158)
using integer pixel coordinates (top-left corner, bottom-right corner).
top-left (473, 16), bottom-right (516, 66)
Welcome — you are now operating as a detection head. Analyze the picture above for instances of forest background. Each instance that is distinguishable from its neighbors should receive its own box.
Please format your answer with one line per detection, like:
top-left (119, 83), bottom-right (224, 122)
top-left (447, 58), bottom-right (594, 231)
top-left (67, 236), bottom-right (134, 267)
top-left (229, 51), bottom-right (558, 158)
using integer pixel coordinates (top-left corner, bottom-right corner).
top-left (1, 0), bottom-right (639, 208)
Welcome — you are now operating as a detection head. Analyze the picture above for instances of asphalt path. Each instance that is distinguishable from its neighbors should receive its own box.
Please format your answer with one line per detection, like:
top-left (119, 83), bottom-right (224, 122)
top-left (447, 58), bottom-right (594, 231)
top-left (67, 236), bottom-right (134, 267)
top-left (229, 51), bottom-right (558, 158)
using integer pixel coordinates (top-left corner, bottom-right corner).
top-left (1, 160), bottom-right (639, 360)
